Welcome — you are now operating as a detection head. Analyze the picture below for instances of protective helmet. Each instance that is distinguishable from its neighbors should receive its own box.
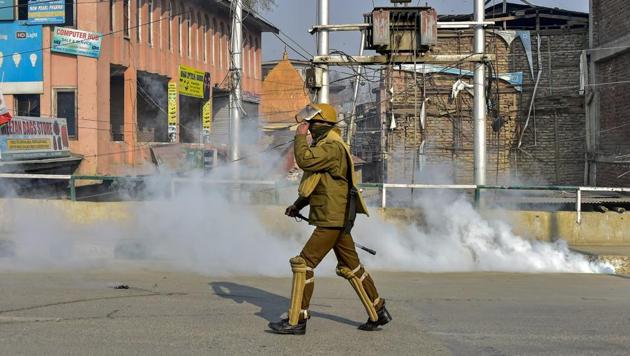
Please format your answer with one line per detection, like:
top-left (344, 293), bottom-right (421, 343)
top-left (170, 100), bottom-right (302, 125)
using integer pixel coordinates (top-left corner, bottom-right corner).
top-left (295, 103), bottom-right (337, 124)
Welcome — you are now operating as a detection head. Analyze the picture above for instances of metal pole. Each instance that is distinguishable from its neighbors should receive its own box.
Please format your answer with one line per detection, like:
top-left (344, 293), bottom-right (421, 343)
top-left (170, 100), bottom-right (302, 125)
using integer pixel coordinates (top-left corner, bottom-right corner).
top-left (229, 0), bottom-right (243, 162)
top-left (473, 0), bottom-right (487, 191)
top-left (347, 30), bottom-right (366, 146)
top-left (576, 188), bottom-right (582, 224)
top-left (317, 0), bottom-right (329, 103)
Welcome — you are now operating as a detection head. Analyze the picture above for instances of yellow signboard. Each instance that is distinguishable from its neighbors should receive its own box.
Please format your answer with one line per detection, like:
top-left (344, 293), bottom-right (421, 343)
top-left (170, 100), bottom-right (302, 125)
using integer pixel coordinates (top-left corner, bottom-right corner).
top-left (7, 138), bottom-right (52, 151)
top-left (202, 100), bottom-right (212, 131)
top-left (167, 82), bottom-right (177, 126)
top-left (178, 64), bottom-right (205, 98)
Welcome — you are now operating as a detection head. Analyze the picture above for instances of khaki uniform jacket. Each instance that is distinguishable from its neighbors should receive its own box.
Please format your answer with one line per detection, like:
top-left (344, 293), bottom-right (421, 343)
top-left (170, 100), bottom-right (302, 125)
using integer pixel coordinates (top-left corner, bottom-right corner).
top-left (294, 128), bottom-right (369, 227)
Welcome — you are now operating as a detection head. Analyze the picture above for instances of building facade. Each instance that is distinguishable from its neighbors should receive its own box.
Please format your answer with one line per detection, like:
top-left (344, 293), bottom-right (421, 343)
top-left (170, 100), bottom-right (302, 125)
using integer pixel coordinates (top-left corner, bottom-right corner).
top-left (0, 0), bottom-right (276, 175)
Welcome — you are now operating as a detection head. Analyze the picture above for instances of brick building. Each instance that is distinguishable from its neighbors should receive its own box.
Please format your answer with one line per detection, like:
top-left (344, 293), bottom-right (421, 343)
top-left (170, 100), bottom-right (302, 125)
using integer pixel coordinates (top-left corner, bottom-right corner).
top-left (0, 0), bottom-right (276, 175)
top-left (352, 3), bottom-right (588, 185)
top-left (586, 0), bottom-right (630, 186)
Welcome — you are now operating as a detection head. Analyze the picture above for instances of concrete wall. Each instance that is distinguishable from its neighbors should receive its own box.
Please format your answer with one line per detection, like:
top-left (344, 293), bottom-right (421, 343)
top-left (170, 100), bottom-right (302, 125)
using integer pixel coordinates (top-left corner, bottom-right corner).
top-left (1, 198), bottom-right (629, 246)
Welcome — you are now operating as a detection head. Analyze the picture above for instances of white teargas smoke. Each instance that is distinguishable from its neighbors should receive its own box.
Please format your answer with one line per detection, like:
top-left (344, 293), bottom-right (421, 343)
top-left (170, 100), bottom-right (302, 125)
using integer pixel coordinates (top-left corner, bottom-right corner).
top-left (12, 53), bottom-right (21, 68)
top-left (0, 125), bottom-right (614, 275)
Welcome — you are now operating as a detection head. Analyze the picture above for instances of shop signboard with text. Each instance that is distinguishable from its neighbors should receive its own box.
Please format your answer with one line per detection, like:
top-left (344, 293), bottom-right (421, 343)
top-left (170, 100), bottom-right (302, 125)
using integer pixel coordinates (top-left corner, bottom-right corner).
top-left (52, 27), bottom-right (102, 58)
top-left (27, 0), bottom-right (65, 25)
top-left (0, 22), bottom-right (43, 94)
top-left (178, 65), bottom-right (206, 98)
top-left (0, 116), bottom-right (70, 161)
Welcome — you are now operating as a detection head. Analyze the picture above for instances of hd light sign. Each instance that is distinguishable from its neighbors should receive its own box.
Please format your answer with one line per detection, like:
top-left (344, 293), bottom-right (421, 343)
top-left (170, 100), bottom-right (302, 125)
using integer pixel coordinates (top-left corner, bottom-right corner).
top-left (27, 0), bottom-right (65, 25)
top-left (0, 116), bottom-right (70, 161)
top-left (0, 23), bottom-right (43, 94)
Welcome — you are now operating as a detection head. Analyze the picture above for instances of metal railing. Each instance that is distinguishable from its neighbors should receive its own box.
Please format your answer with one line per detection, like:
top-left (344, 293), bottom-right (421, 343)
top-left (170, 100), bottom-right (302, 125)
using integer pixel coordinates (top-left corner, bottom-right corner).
top-left (1, 173), bottom-right (629, 224)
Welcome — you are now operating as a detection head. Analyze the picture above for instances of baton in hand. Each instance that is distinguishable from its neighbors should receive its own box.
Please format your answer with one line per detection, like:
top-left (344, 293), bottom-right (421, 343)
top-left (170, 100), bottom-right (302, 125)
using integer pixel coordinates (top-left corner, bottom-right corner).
top-left (295, 213), bottom-right (377, 256)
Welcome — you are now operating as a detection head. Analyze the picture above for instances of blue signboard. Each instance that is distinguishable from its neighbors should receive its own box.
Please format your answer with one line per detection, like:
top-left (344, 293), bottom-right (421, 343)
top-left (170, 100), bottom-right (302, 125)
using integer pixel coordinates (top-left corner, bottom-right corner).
top-left (52, 27), bottom-right (102, 58)
top-left (0, 0), bottom-right (15, 21)
top-left (27, 0), bottom-right (65, 25)
top-left (0, 23), bottom-right (43, 94)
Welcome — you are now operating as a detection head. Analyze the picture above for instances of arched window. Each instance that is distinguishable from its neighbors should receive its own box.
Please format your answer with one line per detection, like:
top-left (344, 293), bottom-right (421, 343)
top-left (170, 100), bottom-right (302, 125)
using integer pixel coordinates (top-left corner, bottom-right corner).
top-left (253, 38), bottom-right (258, 79)
top-left (218, 22), bottom-right (224, 69)
top-left (136, 0), bottom-right (141, 42)
top-left (212, 18), bottom-right (217, 66)
top-left (187, 11), bottom-right (191, 58)
top-left (196, 13), bottom-right (202, 61)
top-left (249, 35), bottom-right (254, 78)
top-left (109, 0), bottom-right (115, 31)
top-left (168, 0), bottom-right (173, 51)
top-left (178, 6), bottom-right (183, 55)
top-left (203, 15), bottom-right (209, 63)
top-left (148, 0), bottom-right (153, 46)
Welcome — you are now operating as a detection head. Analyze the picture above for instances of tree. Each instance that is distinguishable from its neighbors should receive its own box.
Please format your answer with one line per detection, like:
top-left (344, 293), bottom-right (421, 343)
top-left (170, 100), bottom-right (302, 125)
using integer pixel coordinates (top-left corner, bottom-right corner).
top-left (244, 0), bottom-right (276, 12)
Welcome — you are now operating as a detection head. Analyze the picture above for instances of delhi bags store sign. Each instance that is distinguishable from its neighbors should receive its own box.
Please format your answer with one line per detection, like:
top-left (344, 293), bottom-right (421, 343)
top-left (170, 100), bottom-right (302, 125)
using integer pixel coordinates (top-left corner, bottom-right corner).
top-left (0, 116), bottom-right (70, 161)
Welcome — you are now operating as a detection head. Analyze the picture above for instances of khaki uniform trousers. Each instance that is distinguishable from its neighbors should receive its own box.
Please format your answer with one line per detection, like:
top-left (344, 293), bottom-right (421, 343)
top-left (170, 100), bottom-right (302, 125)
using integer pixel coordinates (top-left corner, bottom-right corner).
top-left (299, 227), bottom-right (383, 311)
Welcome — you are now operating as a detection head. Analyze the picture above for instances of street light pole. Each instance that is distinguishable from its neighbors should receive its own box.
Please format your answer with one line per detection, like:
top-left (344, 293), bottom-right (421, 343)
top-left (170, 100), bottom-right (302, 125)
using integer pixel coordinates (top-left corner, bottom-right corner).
top-left (473, 0), bottom-right (487, 191)
top-left (229, 0), bottom-right (243, 162)
top-left (317, 0), bottom-right (329, 104)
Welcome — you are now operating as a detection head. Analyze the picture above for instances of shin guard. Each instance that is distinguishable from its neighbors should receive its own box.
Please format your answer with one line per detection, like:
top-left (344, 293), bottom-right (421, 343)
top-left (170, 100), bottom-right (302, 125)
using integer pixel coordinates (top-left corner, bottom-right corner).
top-left (288, 256), bottom-right (311, 326)
top-left (336, 265), bottom-right (378, 322)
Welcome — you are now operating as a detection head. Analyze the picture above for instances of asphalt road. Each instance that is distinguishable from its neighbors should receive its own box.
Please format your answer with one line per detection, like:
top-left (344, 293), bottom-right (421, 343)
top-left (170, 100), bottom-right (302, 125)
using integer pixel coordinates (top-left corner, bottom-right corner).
top-left (1, 266), bottom-right (629, 355)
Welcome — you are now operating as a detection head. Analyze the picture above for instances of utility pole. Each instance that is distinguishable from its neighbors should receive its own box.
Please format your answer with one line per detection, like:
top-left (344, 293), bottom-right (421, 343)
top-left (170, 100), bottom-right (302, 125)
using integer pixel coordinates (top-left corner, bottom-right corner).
top-left (317, 0), bottom-right (329, 103)
top-left (229, 0), bottom-right (243, 162)
top-left (346, 30), bottom-right (366, 147)
top-left (473, 0), bottom-right (487, 192)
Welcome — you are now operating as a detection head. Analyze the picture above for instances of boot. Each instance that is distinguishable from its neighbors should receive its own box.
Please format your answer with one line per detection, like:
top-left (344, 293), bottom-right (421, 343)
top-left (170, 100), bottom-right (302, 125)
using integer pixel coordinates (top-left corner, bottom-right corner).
top-left (358, 303), bottom-right (392, 331)
top-left (268, 318), bottom-right (307, 335)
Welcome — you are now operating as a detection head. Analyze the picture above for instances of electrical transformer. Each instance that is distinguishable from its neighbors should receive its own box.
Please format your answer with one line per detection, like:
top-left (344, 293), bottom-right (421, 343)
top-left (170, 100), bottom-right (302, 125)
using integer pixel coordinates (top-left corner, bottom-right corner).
top-left (364, 7), bottom-right (438, 55)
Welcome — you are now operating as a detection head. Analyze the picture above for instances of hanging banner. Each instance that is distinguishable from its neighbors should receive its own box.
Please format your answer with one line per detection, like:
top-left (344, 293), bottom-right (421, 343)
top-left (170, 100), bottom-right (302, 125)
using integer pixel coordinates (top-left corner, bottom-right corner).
top-left (202, 100), bottom-right (212, 132)
top-left (167, 81), bottom-right (177, 142)
top-left (402, 64), bottom-right (524, 92)
top-left (0, 23), bottom-right (43, 94)
top-left (178, 64), bottom-right (205, 98)
top-left (27, 0), bottom-right (65, 25)
top-left (167, 82), bottom-right (177, 126)
top-left (516, 31), bottom-right (534, 80)
top-left (52, 27), bottom-right (102, 58)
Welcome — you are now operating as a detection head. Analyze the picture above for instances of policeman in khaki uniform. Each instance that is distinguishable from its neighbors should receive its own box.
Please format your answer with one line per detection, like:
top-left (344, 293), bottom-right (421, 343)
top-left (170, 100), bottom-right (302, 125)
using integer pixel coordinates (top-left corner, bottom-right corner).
top-left (268, 103), bottom-right (392, 335)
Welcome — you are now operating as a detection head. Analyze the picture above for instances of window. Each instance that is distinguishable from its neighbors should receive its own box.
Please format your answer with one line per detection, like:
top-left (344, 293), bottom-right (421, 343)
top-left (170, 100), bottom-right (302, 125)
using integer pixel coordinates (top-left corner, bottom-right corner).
top-left (187, 11), bottom-right (191, 58)
top-left (178, 7), bottom-right (183, 55)
top-left (203, 15), bottom-right (208, 63)
top-left (123, 0), bottom-right (130, 38)
top-left (168, 1), bottom-right (173, 51)
top-left (212, 18), bottom-right (217, 66)
top-left (110, 0), bottom-right (115, 31)
top-left (218, 22), bottom-right (223, 68)
top-left (196, 13), bottom-right (201, 61)
top-left (14, 95), bottom-right (40, 117)
top-left (148, 0), bottom-right (153, 46)
top-left (54, 90), bottom-right (77, 138)
top-left (254, 38), bottom-right (258, 79)
top-left (136, 0), bottom-right (142, 42)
